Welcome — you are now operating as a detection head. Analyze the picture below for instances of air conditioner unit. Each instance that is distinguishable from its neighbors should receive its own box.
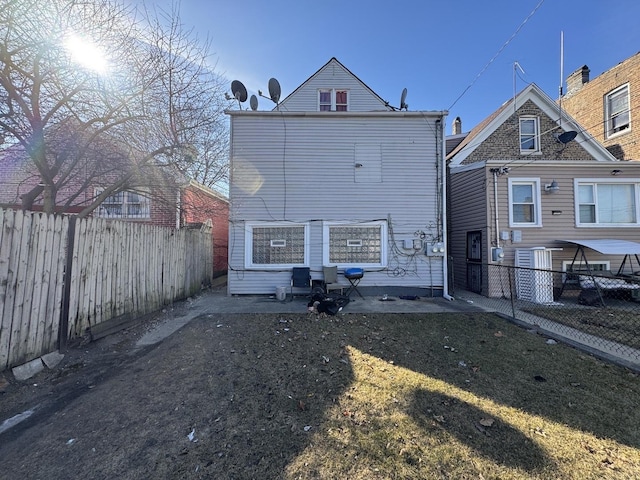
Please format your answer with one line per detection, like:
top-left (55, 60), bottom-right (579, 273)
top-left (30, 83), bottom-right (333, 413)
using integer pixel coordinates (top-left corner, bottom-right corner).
top-left (514, 247), bottom-right (554, 304)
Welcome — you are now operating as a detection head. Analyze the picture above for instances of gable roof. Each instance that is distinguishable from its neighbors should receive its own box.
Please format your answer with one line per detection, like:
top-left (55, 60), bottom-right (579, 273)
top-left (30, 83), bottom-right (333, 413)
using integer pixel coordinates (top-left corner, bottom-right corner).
top-left (277, 57), bottom-right (391, 111)
top-left (447, 83), bottom-right (618, 166)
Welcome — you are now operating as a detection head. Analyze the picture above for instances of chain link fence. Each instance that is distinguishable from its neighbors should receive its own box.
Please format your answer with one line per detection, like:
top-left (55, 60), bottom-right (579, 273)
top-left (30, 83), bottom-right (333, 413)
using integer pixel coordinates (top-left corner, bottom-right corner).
top-left (451, 263), bottom-right (640, 367)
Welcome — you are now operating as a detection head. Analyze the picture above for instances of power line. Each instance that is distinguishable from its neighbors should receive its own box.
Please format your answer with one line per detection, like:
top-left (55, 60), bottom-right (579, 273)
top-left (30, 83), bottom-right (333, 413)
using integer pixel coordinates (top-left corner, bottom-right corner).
top-left (447, 0), bottom-right (545, 112)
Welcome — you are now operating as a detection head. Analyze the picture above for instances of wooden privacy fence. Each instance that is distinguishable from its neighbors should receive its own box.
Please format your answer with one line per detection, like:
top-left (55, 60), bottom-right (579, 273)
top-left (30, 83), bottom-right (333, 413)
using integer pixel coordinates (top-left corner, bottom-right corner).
top-left (0, 209), bottom-right (213, 372)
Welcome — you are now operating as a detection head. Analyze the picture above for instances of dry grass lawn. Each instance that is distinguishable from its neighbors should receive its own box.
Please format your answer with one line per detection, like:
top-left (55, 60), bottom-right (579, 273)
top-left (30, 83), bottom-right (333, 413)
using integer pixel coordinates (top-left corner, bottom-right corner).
top-left (2, 310), bottom-right (639, 479)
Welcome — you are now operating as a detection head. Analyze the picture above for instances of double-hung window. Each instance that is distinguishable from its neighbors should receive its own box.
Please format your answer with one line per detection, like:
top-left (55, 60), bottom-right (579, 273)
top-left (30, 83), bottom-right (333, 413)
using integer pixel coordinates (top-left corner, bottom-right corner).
top-left (508, 178), bottom-right (541, 227)
top-left (576, 180), bottom-right (638, 226)
top-left (95, 189), bottom-right (150, 219)
top-left (605, 84), bottom-right (630, 138)
top-left (245, 222), bottom-right (309, 268)
top-left (318, 89), bottom-right (349, 111)
top-left (323, 221), bottom-right (387, 268)
top-left (519, 116), bottom-right (540, 153)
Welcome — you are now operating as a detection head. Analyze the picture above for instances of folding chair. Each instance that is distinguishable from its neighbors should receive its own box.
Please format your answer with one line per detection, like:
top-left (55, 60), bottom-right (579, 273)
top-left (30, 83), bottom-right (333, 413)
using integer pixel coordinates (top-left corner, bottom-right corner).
top-left (290, 267), bottom-right (312, 301)
top-left (322, 266), bottom-right (344, 295)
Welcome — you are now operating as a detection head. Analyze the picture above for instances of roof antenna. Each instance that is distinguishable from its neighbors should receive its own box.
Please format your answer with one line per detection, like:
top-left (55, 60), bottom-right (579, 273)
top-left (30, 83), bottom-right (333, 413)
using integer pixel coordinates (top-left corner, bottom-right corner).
top-left (555, 31), bottom-right (578, 146)
top-left (513, 61), bottom-right (525, 114)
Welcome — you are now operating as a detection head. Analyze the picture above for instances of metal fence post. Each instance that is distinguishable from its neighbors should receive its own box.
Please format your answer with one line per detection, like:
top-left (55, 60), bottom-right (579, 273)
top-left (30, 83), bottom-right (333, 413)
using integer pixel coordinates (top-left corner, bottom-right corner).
top-left (508, 266), bottom-right (516, 318)
top-left (58, 215), bottom-right (76, 351)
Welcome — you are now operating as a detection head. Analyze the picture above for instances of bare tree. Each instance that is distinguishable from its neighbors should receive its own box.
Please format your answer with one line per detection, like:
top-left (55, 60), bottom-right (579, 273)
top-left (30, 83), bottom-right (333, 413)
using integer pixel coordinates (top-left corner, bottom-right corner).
top-left (0, 0), bottom-right (230, 217)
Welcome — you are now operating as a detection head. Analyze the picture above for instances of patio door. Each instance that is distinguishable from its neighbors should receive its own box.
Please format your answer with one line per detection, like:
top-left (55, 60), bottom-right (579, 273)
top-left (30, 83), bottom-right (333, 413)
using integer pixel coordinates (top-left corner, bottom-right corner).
top-left (466, 231), bottom-right (482, 293)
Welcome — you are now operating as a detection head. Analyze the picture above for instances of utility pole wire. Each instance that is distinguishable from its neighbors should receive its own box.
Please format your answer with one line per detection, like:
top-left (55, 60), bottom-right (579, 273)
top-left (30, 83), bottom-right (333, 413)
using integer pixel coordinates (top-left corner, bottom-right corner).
top-left (447, 0), bottom-right (545, 112)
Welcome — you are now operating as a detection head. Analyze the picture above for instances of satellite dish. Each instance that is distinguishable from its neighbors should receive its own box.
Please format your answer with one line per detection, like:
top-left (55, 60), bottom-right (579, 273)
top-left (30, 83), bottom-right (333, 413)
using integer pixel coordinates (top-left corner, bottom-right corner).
top-left (231, 80), bottom-right (248, 103)
top-left (249, 94), bottom-right (258, 111)
top-left (268, 77), bottom-right (281, 104)
top-left (400, 88), bottom-right (408, 110)
top-left (556, 130), bottom-right (577, 144)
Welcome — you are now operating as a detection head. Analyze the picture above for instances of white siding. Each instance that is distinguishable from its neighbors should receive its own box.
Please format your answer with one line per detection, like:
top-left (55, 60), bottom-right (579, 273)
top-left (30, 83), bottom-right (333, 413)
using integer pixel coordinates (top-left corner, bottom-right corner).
top-left (279, 59), bottom-right (389, 112)
top-left (228, 112), bottom-right (445, 294)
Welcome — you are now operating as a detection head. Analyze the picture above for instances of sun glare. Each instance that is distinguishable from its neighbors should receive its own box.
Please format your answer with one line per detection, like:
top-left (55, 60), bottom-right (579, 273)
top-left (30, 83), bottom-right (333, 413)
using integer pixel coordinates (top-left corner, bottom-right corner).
top-left (64, 34), bottom-right (109, 74)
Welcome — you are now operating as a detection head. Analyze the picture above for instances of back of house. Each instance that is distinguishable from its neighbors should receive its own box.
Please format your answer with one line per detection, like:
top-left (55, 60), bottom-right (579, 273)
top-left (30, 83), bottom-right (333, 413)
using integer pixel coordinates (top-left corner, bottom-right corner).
top-left (226, 58), bottom-right (449, 297)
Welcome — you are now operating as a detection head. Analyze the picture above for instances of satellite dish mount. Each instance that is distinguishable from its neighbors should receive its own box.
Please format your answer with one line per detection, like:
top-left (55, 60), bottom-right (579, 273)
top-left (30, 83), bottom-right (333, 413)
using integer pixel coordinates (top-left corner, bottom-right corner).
top-left (258, 77), bottom-right (282, 109)
top-left (230, 80), bottom-right (248, 110)
top-left (386, 88), bottom-right (409, 111)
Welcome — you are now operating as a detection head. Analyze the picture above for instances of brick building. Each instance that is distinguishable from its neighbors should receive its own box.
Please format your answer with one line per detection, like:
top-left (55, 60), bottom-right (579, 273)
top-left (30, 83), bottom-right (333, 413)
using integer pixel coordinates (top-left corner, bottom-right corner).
top-left (0, 146), bottom-right (229, 276)
top-left (561, 52), bottom-right (640, 161)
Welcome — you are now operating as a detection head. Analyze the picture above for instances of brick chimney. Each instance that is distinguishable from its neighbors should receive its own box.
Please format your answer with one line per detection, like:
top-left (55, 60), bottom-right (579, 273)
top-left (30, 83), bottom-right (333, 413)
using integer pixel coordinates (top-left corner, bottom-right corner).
top-left (452, 116), bottom-right (462, 135)
top-left (566, 65), bottom-right (590, 96)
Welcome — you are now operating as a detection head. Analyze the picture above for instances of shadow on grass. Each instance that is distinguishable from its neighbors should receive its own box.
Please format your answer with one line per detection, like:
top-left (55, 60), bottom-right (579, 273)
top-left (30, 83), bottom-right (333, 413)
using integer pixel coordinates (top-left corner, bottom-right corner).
top-left (408, 389), bottom-right (552, 473)
top-left (347, 312), bottom-right (640, 450)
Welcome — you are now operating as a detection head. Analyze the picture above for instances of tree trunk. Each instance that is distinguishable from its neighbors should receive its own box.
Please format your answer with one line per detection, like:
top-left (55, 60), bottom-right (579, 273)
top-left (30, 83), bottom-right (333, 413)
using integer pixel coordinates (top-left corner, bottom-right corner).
top-left (42, 184), bottom-right (57, 214)
top-left (20, 185), bottom-right (44, 211)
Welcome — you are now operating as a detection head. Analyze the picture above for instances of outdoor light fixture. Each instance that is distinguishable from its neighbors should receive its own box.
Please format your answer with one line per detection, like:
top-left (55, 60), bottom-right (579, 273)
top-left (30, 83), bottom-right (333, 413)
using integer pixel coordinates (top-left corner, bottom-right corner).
top-left (544, 180), bottom-right (560, 194)
top-left (611, 169), bottom-right (622, 176)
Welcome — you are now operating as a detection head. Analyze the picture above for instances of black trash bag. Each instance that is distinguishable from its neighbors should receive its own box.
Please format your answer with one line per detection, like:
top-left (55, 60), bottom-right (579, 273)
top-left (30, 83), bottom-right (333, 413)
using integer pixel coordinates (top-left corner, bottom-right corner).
top-left (307, 291), bottom-right (350, 316)
top-left (317, 299), bottom-right (341, 315)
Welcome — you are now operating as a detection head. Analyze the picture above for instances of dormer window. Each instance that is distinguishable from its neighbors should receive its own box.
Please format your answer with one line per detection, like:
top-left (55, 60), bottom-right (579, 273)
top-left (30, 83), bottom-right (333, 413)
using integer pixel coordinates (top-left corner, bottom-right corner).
top-left (318, 89), bottom-right (348, 111)
top-left (519, 116), bottom-right (540, 153)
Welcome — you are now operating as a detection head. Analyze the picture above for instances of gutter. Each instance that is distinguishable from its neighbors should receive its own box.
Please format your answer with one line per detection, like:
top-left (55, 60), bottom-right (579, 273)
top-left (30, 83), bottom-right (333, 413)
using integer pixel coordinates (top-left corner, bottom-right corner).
top-left (437, 115), bottom-right (454, 301)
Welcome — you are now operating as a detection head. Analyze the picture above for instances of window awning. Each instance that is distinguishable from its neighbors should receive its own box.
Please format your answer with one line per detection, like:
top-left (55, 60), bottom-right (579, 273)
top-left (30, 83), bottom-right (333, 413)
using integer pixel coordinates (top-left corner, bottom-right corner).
top-left (560, 239), bottom-right (640, 255)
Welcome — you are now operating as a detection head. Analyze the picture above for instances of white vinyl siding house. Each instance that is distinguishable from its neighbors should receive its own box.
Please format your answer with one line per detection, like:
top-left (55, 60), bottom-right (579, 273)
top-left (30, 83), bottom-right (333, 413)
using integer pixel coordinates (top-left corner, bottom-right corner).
top-left (227, 58), bottom-right (448, 295)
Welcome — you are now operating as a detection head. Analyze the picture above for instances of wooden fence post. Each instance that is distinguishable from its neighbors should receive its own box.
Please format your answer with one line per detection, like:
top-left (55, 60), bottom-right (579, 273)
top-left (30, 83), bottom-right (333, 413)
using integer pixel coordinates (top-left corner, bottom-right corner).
top-left (58, 216), bottom-right (76, 351)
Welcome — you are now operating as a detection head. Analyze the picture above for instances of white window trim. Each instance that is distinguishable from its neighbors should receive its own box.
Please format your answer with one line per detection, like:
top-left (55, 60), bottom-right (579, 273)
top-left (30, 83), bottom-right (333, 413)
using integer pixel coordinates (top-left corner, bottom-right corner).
top-left (519, 116), bottom-right (541, 154)
top-left (94, 188), bottom-right (150, 219)
top-left (244, 222), bottom-right (309, 269)
top-left (574, 178), bottom-right (640, 227)
top-left (317, 89), bottom-right (349, 112)
top-left (562, 260), bottom-right (611, 284)
top-left (322, 220), bottom-right (387, 268)
top-left (605, 83), bottom-right (630, 139)
top-left (508, 178), bottom-right (542, 227)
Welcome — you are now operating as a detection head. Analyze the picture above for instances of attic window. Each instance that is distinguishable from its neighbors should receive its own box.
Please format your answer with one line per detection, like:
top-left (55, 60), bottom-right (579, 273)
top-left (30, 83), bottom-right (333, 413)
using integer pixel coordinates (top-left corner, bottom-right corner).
top-left (319, 89), bottom-right (348, 111)
top-left (519, 116), bottom-right (540, 153)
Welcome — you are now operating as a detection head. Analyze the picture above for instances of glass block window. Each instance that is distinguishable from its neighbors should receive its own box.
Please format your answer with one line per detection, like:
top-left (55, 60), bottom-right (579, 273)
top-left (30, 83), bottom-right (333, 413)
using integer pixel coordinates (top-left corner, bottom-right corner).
top-left (327, 224), bottom-right (384, 266)
top-left (248, 224), bottom-right (306, 266)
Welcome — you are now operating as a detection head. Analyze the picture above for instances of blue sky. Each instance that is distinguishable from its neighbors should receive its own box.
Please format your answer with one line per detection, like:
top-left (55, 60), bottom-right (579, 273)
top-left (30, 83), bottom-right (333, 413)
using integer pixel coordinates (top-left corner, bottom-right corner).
top-left (134, 0), bottom-right (640, 134)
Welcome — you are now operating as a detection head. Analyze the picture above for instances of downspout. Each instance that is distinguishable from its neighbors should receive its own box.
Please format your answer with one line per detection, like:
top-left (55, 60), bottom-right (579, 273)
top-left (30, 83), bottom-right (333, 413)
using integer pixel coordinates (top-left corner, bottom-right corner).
top-left (493, 169), bottom-right (500, 248)
top-left (438, 115), bottom-right (454, 301)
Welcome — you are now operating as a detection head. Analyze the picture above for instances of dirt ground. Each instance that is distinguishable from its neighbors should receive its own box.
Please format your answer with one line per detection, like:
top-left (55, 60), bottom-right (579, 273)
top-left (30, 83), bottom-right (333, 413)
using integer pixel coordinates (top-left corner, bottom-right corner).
top-left (0, 298), bottom-right (381, 479)
top-left (2, 293), bottom-right (639, 479)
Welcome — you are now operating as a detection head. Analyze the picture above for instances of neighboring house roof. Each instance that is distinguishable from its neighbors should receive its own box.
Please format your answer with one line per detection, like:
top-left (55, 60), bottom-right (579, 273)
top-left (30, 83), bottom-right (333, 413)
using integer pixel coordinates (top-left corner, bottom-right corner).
top-left (185, 179), bottom-right (229, 203)
top-left (445, 132), bottom-right (468, 156)
top-left (447, 83), bottom-right (618, 166)
top-left (277, 57), bottom-right (392, 112)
